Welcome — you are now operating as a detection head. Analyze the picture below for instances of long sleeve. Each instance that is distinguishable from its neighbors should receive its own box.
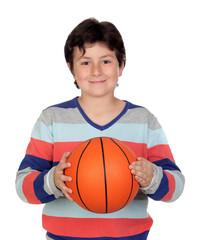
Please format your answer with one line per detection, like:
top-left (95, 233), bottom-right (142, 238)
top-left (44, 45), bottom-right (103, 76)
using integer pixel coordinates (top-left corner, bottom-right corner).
top-left (15, 112), bottom-right (63, 204)
top-left (141, 113), bottom-right (185, 202)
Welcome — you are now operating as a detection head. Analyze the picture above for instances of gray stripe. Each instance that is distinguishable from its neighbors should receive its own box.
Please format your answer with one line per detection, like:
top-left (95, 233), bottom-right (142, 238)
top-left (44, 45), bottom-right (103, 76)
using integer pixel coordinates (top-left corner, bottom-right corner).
top-left (39, 106), bottom-right (161, 130)
top-left (117, 108), bottom-right (161, 130)
top-left (40, 107), bottom-right (87, 126)
top-left (15, 167), bottom-right (38, 183)
top-left (44, 167), bottom-right (64, 198)
top-left (141, 164), bottom-right (163, 195)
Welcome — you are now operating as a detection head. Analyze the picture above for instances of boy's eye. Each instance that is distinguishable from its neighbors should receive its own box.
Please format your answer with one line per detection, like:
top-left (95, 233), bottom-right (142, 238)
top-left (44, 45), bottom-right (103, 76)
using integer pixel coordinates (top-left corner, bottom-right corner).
top-left (102, 60), bottom-right (110, 64)
top-left (81, 62), bottom-right (90, 65)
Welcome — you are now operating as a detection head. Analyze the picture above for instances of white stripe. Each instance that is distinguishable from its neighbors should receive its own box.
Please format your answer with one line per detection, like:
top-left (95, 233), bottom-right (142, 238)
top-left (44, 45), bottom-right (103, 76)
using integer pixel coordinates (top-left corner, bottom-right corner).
top-left (42, 198), bottom-right (149, 219)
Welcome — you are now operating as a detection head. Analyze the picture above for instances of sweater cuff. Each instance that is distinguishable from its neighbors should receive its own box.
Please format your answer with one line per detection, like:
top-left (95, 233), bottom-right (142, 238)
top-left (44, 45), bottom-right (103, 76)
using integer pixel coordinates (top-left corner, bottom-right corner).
top-left (44, 167), bottom-right (64, 198)
top-left (140, 164), bottom-right (163, 195)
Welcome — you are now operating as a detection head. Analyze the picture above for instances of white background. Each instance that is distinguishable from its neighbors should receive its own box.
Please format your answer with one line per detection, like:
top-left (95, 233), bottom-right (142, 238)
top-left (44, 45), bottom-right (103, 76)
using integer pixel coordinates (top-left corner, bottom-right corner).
top-left (1, 0), bottom-right (201, 239)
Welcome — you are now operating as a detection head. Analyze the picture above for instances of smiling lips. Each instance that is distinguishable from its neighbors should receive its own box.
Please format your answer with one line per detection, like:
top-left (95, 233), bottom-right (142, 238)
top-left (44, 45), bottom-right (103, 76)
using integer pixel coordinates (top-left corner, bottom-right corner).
top-left (89, 80), bottom-right (107, 84)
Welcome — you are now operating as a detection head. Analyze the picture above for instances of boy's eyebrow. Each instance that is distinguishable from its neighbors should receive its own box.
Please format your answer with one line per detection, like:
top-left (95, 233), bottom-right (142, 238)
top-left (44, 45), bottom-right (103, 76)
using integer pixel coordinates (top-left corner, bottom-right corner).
top-left (78, 54), bottom-right (115, 60)
top-left (78, 56), bottom-right (91, 60)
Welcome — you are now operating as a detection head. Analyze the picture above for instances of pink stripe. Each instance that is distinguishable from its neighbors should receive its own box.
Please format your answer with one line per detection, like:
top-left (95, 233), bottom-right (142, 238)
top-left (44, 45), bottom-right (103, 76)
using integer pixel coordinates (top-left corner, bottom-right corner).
top-left (53, 141), bottom-right (148, 163)
top-left (42, 215), bottom-right (153, 237)
top-left (26, 138), bottom-right (53, 161)
top-left (161, 171), bottom-right (175, 201)
top-left (122, 141), bottom-right (148, 159)
top-left (147, 144), bottom-right (175, 163)
top-left (23, 172), bottom-right (41, 204)
top-left (53, 141), bottom-right (84, 162)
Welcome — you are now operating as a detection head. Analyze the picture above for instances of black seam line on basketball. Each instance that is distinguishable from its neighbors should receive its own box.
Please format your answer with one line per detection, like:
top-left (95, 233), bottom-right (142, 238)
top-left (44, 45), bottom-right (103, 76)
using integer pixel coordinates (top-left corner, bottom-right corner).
top-left (76, 139), bottom-right (92, 212)
top-left (100, 137), bottom-right (108, 213)
top-left (109, 138), bottom-right (134, 209)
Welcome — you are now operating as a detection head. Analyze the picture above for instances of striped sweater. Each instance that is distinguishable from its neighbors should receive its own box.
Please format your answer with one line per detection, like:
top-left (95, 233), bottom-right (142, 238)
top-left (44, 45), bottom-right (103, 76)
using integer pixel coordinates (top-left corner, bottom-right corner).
top-left (16, 97), bottom-right (185, 240)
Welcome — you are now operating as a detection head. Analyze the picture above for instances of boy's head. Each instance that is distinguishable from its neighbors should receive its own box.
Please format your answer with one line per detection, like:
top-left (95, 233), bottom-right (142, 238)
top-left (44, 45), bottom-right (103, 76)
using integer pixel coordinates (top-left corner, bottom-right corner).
top-left (64, 18), bottom-right (126, 88)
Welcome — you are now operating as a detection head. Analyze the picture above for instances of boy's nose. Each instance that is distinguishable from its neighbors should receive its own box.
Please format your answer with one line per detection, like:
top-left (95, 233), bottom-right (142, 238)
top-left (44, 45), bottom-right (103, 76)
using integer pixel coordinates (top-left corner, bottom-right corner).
top-left (91, 63), bottom-right (102, 76)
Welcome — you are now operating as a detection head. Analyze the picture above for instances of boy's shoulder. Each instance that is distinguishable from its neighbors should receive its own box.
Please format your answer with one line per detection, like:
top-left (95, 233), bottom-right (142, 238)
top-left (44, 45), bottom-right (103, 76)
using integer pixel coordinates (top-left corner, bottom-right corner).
top-left (46, 97), bottom-right (78, 110)
top-left (126, 100), bottom-right (150, 116)
top-left (124, 101), bottom-right (160, 127)
top-left (38, 97), bottom-right (83, 125)
top-left (126, 101), bottom-right (143, 110)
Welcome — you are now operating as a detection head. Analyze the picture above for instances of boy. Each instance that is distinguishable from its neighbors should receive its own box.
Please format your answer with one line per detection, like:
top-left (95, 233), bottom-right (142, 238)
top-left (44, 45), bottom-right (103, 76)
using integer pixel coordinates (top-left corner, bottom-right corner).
top-left (16, 18), bottom-right (185, 240)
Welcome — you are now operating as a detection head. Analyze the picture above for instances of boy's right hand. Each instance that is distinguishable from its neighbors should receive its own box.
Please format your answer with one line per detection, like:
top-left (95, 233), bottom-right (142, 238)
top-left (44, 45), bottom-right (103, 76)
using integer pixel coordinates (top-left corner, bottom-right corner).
top-left (54, 152), bottom-right (73, 202)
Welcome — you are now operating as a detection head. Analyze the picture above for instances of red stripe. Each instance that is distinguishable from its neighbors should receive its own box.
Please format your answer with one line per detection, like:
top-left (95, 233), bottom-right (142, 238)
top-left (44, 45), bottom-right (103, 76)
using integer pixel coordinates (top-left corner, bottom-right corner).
top-left (54, 141), bottom-right (86, 162)
top-left (147, 144), bottom-right (175, 163)
top-left (23, 172), bottom-right (41, 204)
top-left (161, 171), bottom-right (176, 201)
top-left (53, 141), bottom-right (148, 163)
top-left (114, 141), bottom-right (147, 159)
top-left (26, 138), bottom-right (53, 161)
top-left (42, 215), bottom-right (153, 237)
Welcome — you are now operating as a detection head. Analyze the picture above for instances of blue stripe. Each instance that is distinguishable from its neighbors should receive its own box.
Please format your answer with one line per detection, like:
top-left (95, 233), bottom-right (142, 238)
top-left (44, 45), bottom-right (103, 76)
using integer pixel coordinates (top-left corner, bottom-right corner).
top-left (42, 198), bottom-right (149, 219)
top-left (127, 101), bottom-right (143, 109)
top-left (34, 170), bottom-right (56, 203)
top-left (148, 171), bottom-right (169, 200)
top-left (47, 231), bottom-right (149, 240)
top-left (154, 159), bottom-right (181, 172)
top-left (18, 155), bottom-right (52, 171)
top-left (47, 97), bottom-right (78, 109)
top-left (47, 98), bottom-right (142, 111)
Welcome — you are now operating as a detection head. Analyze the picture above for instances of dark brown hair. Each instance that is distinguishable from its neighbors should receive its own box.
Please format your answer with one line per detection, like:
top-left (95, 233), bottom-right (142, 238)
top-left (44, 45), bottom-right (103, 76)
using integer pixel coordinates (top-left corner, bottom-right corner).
top-left (64, 18), bottom-right (126, 88)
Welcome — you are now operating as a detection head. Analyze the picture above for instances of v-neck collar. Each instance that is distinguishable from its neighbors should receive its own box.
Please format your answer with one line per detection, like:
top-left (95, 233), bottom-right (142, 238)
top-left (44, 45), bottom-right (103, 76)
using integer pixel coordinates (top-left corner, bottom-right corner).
top-left (74, 97), bottom-right (129, 131)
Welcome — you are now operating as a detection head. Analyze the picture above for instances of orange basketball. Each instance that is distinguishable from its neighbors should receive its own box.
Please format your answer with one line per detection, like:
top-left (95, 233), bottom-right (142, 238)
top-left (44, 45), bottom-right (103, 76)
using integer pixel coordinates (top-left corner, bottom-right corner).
top-left (65, 137), bottom-right (139, 213)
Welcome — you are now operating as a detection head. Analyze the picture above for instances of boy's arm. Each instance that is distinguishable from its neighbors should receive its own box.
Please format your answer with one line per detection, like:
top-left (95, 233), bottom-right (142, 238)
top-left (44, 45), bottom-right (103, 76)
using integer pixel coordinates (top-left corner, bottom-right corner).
top-left (131, 113), bottom-right (185, 202)
top-left (15, 112), bottom-right (64, 204)
top-left (145, 114), bottom-right (185, 202)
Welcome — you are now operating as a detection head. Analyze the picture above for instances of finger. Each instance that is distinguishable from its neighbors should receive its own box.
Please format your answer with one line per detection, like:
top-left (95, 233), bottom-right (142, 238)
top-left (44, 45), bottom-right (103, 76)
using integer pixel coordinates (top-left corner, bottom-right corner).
top-left (135, 175), bottom-right (146, 185)
top-left (130, 164), bottom-right (145, 174)
top-left (135, 170), bottom-right (147, 179)
top-left (60, 175), bottom-right (72, 182)
top-left (129, 160), bottom-right (144, 169)
top-left (129, 161), bottom-right (139, 169)
top-left (59, 162), bottom-right (71, 171)
top-left (61, 185), bottom-right (74, 202)
top-left (58, 182), bottom-right (73, 195)
top-left (64, 192), bottom-right (74, 202)
top-left (60, 152), bottom-right (71, 164)
top-left (57, 162), bottom-right (71, 174)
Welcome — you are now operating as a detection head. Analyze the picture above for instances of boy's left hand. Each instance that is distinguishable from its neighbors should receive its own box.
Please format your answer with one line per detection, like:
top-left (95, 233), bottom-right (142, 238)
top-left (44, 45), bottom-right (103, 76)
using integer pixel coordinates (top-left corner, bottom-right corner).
top-left (129, 157), bottom-right (154, 188)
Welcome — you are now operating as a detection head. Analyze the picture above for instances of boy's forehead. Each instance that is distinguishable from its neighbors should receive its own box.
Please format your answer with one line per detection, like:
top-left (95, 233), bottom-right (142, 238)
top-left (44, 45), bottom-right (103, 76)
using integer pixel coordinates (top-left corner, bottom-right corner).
top-left (74, 42), bottom-right (115, 59)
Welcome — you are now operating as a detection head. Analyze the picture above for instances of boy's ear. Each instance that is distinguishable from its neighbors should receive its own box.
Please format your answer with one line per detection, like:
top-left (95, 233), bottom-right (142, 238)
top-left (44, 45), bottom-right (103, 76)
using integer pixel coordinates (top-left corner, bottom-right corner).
top-left (119, 61), bottom-right (125, 77)
top-left (67, 63), bottom-right (71, 71)
top-left (67, 63), bottom-right (75, 77)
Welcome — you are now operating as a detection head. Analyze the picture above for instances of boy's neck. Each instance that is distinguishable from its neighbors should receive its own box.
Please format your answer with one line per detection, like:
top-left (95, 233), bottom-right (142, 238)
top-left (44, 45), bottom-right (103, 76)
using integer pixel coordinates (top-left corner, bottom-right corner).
top-left (78, 95), bottom-right (118, 113)
top-left (77, 95), bottom-right (126, 126)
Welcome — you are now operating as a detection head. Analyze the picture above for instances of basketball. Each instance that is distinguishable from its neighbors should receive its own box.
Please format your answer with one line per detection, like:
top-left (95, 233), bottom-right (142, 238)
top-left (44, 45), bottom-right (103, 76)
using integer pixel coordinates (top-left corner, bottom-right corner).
top-left (65, 137), bottom-right (139, 213)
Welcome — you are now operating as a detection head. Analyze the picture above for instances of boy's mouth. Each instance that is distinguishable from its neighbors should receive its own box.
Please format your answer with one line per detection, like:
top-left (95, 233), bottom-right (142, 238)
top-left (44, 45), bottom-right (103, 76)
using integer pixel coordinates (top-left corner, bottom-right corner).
top-left (89, 80), bottom-right (107, 84)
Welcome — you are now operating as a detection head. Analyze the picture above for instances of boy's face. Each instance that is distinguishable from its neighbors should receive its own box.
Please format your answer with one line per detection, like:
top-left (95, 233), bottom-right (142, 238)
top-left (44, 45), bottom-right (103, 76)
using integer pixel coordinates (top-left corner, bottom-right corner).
top-left (69, 42), bottom-right (124, 98)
